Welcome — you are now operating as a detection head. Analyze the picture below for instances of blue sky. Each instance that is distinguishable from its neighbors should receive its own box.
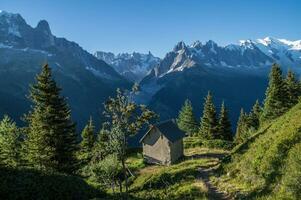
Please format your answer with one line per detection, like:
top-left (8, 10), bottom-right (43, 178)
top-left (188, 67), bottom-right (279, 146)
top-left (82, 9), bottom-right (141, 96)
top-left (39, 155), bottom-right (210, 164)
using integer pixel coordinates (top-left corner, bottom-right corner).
top-left (1, 0), bottom-right (300, 57)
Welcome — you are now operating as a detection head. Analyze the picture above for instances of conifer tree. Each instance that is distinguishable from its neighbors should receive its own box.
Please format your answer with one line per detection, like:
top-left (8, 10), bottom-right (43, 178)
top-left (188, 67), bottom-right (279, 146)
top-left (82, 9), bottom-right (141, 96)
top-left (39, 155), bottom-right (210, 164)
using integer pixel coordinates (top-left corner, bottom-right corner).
top-left (262, 64), bottom-right (288, 121)
top-left (24, 64), bottom-right (78, 173)
top-left (79, 117), bottom-right (96, 165)
top-left (199, 91), bottom-right (218, 139)
top-left (91, 127), bottom-right (110, 163)
top-left (0, 115), bottom-right (22, 167)
top-left (177, 99), bottom-right (199, 136)
top-left (285, 70), bottom-right (301, 107)
top-left (248, 100), bottom-right (262, 130)
top-left (217, 102), bottom-right (232, 141)
top-left (235, 109), bottom-right (248, 143)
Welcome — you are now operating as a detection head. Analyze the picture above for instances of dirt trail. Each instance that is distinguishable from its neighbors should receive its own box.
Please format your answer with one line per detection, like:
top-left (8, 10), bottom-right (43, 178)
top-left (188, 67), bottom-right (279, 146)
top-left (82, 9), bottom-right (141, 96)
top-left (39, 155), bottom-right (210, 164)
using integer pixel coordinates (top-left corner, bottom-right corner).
top-left (193, 152), bottom-right (232, 200)
top-left (197, 167), bottom-right (231, 200)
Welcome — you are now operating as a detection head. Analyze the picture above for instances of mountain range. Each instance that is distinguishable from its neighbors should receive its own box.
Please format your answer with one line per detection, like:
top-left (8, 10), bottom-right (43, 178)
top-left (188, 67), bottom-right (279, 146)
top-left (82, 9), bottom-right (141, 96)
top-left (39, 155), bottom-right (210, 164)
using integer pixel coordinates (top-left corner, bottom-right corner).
top-left (144, 37), bottom-right (301, 80)
top-left (0, 10), bottom-right (130, 129)
top-left (136, 37), bottom-right (301, 126)
top-left (1, 10), bottom-right (301, 131)
top-left (94, 51), bottom-right (160, 82)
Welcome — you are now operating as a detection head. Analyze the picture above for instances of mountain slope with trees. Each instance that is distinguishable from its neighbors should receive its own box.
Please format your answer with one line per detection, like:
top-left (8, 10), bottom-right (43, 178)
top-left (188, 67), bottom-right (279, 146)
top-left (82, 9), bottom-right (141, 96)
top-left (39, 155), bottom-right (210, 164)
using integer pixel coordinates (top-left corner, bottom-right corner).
top-left (0, 11), bottom-right (130, 129)
top-left (139, 38), bottom-right (301, 128)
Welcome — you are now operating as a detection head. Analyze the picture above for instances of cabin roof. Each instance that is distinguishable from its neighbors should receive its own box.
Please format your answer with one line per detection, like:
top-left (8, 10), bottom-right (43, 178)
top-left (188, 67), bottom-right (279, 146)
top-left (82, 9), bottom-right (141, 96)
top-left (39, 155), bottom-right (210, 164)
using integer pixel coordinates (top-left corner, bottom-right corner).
top-left (140, 120), bottom-right (185, 143)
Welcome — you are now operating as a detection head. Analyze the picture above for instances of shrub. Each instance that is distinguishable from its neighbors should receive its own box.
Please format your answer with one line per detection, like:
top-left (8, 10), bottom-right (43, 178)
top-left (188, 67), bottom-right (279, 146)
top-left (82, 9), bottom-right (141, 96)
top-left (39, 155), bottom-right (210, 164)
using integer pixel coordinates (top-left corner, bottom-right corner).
top-left (184, 137), bottom-right (233, 150)
top-left (183, 137), bottom-right (203, 148)
top-left (202, 139), bottom-right (233, 150)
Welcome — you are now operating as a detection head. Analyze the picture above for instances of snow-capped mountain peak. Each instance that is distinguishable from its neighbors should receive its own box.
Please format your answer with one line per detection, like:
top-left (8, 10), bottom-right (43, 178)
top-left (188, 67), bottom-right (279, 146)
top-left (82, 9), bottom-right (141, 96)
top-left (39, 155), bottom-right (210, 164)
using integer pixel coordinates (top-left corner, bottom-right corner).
top-left (94, 51), bottom-right (160, 82)
top-left (173, 41), bottom-right (186, 52)
top-left (144, 37), bottom-right (301, 80)
top-left (191, 40), bottom-right (202, 49)
top-left (278, 39), bottom-right (301, 50)
top-left (0, 10), bottom-right (17, 17)
top-left (255, 37), bottom-right (301, 50)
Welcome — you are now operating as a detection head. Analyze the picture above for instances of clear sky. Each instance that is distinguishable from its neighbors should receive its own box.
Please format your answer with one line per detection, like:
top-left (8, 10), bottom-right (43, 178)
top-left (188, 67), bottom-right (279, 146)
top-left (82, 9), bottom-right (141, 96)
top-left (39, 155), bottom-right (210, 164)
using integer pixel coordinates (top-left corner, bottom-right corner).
top-left (1, 0), bottom-right (300, 57)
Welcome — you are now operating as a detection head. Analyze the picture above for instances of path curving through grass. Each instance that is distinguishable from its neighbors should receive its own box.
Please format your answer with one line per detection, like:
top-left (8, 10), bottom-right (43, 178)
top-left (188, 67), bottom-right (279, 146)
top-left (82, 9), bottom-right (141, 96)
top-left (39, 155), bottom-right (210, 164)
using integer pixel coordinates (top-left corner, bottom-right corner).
top-left (189, 150), bottom-right (232, 200)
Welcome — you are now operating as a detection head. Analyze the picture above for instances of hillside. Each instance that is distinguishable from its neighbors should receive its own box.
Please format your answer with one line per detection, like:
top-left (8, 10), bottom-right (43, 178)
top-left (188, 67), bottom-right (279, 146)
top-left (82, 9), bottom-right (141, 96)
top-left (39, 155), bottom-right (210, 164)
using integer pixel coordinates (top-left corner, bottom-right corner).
top-left (214, 101), bottom-right (301, 199)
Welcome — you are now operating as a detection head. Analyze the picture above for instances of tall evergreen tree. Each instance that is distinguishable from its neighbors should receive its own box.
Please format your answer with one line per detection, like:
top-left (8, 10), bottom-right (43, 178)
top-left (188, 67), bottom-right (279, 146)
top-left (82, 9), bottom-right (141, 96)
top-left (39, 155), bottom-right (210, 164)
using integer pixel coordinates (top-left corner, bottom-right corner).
top-left (262, 64), bottom-right (288, 121)
top-left (91, 126), bottom-right (110, 163)
top-left (79, 117), bottom-right (96, 164)
top-left (248, 100), bottom-right (262, 130)
top-left (199, 91), bottom-right (218, 139)
top-left (0, 115), bottom-right (22, 167)
top-left (24, 64), bottom-right (78, 173)
top-left (217, 102), bottom-right (232, 141)
top-left (285, 70), bottom-right (301, 107)
top-left (235, 109), bottom-right (248, 143)
top-left (177, 99), bottom-right (198, 136)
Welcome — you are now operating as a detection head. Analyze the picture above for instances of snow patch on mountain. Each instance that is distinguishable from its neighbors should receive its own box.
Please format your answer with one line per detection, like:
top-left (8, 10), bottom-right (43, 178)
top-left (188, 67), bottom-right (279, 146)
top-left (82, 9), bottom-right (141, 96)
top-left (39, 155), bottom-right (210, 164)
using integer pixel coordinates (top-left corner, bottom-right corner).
top-left (85, 66), bottom-right (116, 80)
top-left (7, 24), bottom-right (21, 37)
top-left (253, 37), bottom-right (301, 68)
top-left (0, 43), bottom-right (13, 48)
top-left (278, 39), bottom-right (301, 50)
top-left (94, 51), bottom-right (160, 82)
top-left (0, 43), bottom-right (53, 56)
top-left (144, 37), bottom-right (301, 81)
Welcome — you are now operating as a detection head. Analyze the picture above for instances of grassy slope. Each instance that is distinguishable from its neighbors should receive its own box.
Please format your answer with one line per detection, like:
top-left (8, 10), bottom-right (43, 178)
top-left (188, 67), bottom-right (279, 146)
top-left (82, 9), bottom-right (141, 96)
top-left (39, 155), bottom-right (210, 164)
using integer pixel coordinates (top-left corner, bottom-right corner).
top-left (124, 148), bottom-right (227, 200)
top-left (214, 102), bottom-right (301, 199)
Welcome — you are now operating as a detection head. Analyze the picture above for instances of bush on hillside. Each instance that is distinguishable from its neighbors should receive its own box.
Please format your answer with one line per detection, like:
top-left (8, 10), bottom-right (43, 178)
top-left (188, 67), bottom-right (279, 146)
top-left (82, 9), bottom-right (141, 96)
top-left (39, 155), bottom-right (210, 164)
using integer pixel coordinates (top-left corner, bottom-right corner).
top-left (184, 137), bottom-right (233, 150)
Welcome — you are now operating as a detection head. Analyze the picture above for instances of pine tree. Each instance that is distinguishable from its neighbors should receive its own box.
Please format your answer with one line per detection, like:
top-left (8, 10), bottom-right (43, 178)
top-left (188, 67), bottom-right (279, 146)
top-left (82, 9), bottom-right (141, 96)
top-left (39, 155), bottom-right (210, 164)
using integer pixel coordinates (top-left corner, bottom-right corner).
top-left (262, 64), bottom-right (288, 121)
top-left (0, 115), bottom-right (22, 167)
top-left (248, 100), bottom-right (262, 130)
top-left (235, 109), bottom-right (248, 143)
top-left (177, 99), bottom-right (199, 136)
top-left (24, 64), bottom-right (78, 173)
top-left (79, 117), bottom-right (96, 164)
top-left (217, 102), bottom-right (232, 141)
top-left (285, 70), bottom-right (301, 107)
top-left (91, 127), bottom-right (110, 163)
top-left (199, 91), bottom-right (218, 139)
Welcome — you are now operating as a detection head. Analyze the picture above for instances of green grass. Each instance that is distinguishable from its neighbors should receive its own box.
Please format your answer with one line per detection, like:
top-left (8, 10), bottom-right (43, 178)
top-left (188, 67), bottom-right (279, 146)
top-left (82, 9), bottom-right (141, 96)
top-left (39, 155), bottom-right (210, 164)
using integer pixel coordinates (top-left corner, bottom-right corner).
top-left (128, 159), bottom-right (214, 200)
top-left (213, 102), bottom-right (301, 199)
top-left (184, 137), bottom-right (233, 150)
top-left (130, 180), bottom-right (208, 200)
top-left (126, 152), bottom-right (145, 172)
top-left (123, 147), bottom-right (225, 200)
top-left (184, 146), bottom-right (229, 157)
